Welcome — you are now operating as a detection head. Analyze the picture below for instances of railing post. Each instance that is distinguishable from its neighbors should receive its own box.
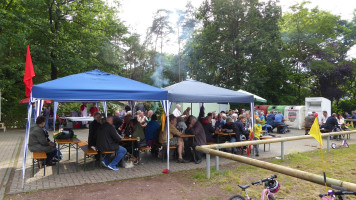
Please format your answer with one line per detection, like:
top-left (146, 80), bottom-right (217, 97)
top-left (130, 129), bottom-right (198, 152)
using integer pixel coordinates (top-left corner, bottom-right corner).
top-left (281, 141), bottom-right (285, 160)
top-left (215, 148), bottom-right (219, 171)
top-left (327, 134), bottom-right (330, 153)
top-left (206, 153), bottom-right (210, 179)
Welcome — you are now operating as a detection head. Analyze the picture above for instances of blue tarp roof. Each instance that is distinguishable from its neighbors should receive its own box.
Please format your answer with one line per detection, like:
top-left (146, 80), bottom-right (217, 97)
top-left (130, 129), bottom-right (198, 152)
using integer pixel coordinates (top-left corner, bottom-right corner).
top-left (164, 79), bottom-right (254, 103)
top-left (32, 70), bottom-right (168, 101)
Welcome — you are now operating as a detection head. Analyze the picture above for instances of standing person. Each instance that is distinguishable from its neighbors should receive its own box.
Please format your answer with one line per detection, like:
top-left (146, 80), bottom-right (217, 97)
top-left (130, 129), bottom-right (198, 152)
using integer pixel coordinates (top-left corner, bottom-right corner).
top-left (304, 112), bottom-right (316, 135)
top-left (173, 104), bottom-right (182, 117)
top-left (88, 113), bottom-right (102, 148)
top-left (185, 116), bottom-right (206, 164)
top-left (28, 116), bottom-right (57, 166)
top-left (80, 103), bottom-right (88, 126)
top-left (320, 111), bottom-right (328, 125)
top-left (159, 114), bottom-right (186, 163)
top-left (96, 116), bottom-right (127, 171)
top-left (43, 106), bottom-right (50, 130)
top-left (251, 118), bottom-right (262, 157)
top-left (89, 104), bottom-right (99, 117)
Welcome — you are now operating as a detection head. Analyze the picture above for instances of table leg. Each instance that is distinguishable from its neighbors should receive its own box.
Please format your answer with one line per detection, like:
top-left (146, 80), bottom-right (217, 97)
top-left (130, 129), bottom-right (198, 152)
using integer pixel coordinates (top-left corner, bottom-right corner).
top-left (69, 144), bottom-right (71, 160)
top-left (57, 143), bottom-right (60, 175)
top-left (76, 143), bottom-right (78, 171)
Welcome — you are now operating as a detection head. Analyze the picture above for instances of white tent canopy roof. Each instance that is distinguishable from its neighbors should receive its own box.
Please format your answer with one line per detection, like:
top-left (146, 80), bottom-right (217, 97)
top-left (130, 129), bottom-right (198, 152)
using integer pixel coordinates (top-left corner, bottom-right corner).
top-left (237, 89), bottom-right (267, 103)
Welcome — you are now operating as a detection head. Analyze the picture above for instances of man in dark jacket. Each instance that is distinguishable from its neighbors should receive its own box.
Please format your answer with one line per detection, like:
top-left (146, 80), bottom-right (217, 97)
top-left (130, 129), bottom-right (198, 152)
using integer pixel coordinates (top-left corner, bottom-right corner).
top-left (223, 116), bottom-right (249, 154)
top-left (88, 113), bottom-right (101, 148)
top-left (96, 116), bottom-right (127, 171)
top-left (113, 110), bottom-right (123, 130)
top-left (321, 113), bottom-right (339, 131)
top-left (186, 116), bottom-right (205, 164)
top-left (28, 116), bottom-right (57, 166)
top-left (266, 111), bottom-right (275, 125)
top-left (201, 115), bottom-right (216, 143)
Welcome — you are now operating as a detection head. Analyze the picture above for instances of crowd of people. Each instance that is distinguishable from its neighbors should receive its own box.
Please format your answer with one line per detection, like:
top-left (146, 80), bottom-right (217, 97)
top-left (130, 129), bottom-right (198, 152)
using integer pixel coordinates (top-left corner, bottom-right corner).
top-left (304, 110), bottom-right (356, 136)
top-left (29, 101), bottom-right (355, 171)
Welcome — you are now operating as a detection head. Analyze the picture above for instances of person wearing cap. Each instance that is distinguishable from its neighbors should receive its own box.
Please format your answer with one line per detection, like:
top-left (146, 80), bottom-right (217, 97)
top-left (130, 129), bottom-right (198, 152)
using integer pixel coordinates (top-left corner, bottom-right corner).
top-left (304, 112), bottom-right (315, 135)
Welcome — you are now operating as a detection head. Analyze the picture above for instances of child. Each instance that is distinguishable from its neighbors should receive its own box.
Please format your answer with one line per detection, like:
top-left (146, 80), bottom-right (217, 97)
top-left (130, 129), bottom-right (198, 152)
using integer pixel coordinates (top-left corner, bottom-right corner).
top-left (250, 118), bottom-right (262, 156)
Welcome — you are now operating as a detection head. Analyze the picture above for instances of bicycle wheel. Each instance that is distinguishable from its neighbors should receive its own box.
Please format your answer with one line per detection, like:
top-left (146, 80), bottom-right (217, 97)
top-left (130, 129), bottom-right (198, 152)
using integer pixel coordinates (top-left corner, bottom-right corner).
top-left (267, 194), bottom-right (276, 200)
top-left (331, 143), bottom-right (337, 149)
top-left (229, 195), bottom-right (246, 200)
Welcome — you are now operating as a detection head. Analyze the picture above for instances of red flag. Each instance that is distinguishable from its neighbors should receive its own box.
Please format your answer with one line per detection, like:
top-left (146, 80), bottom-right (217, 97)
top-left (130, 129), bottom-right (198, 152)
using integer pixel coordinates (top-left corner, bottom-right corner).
top-left (23, 45), bottom-right (35, 97)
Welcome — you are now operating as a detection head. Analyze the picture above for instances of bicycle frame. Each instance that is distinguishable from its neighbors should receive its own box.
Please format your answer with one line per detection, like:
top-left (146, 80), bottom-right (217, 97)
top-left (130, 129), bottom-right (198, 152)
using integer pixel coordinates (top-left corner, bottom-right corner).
top-left (261, 189), bottom-right (275, 200)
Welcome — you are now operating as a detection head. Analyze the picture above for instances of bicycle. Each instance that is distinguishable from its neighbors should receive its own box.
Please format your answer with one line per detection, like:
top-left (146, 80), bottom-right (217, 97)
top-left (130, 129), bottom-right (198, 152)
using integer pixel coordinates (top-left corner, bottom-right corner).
top-left (319, 189), bottom-right (356, 200)
top-left (229, 175), bottom-right (280, 200)
top-left (331, 137), bottom-right (349, 149)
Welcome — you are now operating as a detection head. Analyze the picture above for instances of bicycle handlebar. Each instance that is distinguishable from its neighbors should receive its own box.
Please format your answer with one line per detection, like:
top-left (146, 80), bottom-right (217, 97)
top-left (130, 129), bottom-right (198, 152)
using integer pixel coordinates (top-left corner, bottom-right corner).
top-left (252, 175), bottom-right (277, 185)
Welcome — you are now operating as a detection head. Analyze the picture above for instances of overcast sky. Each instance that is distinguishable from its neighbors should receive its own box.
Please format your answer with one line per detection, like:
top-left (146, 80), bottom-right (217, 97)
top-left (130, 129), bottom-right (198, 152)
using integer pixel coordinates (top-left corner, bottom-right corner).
top-left (117, 0), bottom-right (356, 57)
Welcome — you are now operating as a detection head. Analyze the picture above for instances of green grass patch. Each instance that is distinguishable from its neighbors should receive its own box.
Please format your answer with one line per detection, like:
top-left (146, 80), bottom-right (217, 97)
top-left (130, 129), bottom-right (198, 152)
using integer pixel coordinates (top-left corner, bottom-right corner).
top-left (191, 144), bottom-right (356, 200)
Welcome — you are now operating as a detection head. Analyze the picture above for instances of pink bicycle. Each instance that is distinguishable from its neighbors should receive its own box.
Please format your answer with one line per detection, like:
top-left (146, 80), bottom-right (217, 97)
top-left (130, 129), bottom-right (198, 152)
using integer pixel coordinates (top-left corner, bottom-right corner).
top-left (229, 175), bottom-right (280, 200)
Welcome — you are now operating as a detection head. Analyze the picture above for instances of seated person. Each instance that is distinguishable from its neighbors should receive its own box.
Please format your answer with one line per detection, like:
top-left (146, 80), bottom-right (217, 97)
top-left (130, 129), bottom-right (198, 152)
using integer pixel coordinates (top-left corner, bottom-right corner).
top-left (222, 116), bottom-right (249, 154)
top-left (201, 115), bottom-right (216, 143)
top-left (28, 116), bottom-right (57, 166)
top-left (304, 112), bottom-right (315, 135)
top-left (88, 112), bottom-right (102, 148)
top-left (273, 111), bottom-right (287, 133)
top-left (321, 113), bottom-right (339, 132)
top-left (176, 116), bottom-right (187, 134)
top-left (159, 114), bottom-right (186, 163)
top-left (266, 111), bottom-right (275, 126)
top-left (119, 114), bottom-right (132, 136)
top-left (186, 116), bottom-right (206, 164)
top-left (214, 113), bottom-right (226, 130)
top-left (96, 116), bottom-right (127, 171)
top-left (130, 119), bottom-right (146, 162)
top-left (145, 114), bottom-right (160, 147)
top-left (113, 110), bottom-right (123, 131)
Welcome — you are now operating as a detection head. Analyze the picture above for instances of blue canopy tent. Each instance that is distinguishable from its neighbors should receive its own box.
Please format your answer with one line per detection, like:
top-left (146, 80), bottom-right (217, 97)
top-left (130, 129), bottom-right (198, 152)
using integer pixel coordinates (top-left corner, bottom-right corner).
top-left (164, 79), bottom-right (255, 168)
top-left (22, 70), bottom-right (169, 187)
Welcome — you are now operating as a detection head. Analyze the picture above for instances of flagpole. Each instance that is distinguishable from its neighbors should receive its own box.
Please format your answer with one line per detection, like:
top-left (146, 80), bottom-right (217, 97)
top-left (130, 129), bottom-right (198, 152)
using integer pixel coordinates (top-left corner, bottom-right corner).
top-left (320, 143), bottom-right (328, 197)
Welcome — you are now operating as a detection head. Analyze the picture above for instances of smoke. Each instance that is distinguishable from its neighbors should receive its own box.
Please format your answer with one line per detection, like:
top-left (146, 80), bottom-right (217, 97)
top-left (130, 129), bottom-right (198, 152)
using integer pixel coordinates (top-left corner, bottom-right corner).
top-left (151, 54), bottom-right (169, 88)
top-left (153, 102), bottom-right (159, 113)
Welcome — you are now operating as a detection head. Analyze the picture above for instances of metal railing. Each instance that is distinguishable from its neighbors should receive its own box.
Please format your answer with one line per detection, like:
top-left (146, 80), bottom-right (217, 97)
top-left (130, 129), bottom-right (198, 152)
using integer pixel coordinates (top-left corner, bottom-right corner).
top-left (196, 130), bottom-right (356, 191)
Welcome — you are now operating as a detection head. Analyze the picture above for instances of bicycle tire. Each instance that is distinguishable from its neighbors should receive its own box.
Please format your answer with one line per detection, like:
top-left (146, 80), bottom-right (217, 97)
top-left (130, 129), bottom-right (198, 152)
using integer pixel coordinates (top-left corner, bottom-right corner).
top-left (267, 194), bottom-right (276, 200)
top-left (229, 195), bottom-right (246, 200)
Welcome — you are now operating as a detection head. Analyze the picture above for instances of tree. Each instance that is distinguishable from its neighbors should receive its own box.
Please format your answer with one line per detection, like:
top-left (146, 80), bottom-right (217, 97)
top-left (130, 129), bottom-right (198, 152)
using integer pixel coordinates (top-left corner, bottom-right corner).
top-left (186, 0), bottom-right (289, 103)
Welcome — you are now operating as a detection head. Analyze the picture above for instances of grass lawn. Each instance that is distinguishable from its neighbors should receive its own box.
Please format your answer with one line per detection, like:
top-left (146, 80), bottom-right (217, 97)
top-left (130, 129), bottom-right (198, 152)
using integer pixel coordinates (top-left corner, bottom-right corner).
top-left (192, 144), bottom-right (356, 200)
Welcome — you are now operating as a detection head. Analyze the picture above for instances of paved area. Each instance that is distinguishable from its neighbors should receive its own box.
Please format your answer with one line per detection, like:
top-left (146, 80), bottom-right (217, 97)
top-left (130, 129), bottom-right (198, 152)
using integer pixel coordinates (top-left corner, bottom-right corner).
top-left (0, 128), bottom-right (354, 198)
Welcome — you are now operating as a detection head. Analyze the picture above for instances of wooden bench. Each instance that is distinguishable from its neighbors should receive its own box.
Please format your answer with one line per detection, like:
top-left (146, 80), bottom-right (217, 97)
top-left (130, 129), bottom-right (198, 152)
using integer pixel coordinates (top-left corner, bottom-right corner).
top-left (0, 123), bottom-right (6, 132)
top-left (138, 146), bottom-right (152, 163)
top-left (161, 145), bottom-right (177, 162)
top-left (32, 152), bottom-right (47, 177)
top-left (78, 141), bottom-right (98, 171)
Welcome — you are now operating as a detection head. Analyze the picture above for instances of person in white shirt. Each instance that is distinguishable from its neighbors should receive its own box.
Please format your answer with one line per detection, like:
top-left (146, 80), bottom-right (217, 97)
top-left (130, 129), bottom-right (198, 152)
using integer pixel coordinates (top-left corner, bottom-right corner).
top-left (173, 104), bottom-right (182, 117)
top-left (320, 111), bottom-right (328, 125)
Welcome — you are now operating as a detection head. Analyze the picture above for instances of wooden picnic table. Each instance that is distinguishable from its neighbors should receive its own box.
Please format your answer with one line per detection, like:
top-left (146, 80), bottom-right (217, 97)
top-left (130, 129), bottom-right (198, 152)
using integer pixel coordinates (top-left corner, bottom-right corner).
top-left (120, 137), bottom-right (139, 154)
top-left (179, 134), bottom-right (195, 138)
top-left (55, 138), bottom-right (81, 174)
